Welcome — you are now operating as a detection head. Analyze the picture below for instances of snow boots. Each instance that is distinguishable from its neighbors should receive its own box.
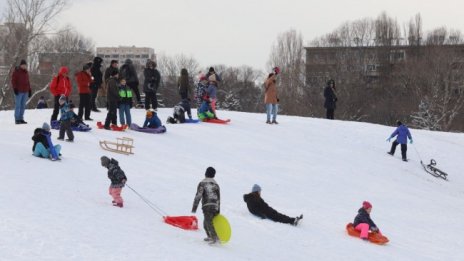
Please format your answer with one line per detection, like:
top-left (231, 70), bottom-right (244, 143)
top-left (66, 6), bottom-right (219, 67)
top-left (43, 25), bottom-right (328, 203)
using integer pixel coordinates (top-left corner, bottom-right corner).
top-left (293, 214), bottom-right (303, 226)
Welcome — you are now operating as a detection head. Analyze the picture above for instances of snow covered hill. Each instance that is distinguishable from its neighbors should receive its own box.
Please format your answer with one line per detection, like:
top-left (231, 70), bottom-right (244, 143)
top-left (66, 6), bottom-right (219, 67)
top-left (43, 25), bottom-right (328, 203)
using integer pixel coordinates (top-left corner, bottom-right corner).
top-left (1, 108), bottom-right (463, 261)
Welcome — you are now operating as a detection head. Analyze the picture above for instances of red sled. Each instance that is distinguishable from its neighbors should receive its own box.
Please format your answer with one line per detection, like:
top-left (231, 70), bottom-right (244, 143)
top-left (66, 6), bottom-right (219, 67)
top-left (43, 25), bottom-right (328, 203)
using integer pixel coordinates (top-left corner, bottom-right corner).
top-left (346, 223), bottom-right (389, 245)
top-left (204, 118), bottom-right (231, 124)
top-left (97, 122), bottom-right (125, 131)
top-left (164, 216), bottom-right (199, 230)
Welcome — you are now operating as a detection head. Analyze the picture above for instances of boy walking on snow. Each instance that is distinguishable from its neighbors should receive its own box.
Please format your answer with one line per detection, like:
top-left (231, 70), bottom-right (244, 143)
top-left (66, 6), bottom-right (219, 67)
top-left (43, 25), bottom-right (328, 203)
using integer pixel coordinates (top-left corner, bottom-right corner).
top-left (192, 167), bottom-right (221, 244)
top-left (101, 156), bottom-right (127, 208)
top-left (387, 121), bottom-right (413, 161)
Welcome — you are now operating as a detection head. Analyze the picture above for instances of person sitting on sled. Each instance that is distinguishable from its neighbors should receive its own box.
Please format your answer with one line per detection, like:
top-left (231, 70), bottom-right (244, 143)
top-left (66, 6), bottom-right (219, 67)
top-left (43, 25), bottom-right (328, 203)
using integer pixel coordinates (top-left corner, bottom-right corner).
top-left (32, 122), bottom-right (61, 159)
top-left (353, 201), bottom-right (383, 240)
top-left (387, 120), bottom-right (413, 162)
top-left (101, 156), bottom-right (127, 208)
top-left (143, 109), bottom-right (162, 128)
top-left (69, 103), bottom-right (90, 129)
top-left (197, 98), bottom-right (215, 121)
top-left (243, 184), bottom-right (303, 226)
top-left (167, 98), bottom-right (192, 124)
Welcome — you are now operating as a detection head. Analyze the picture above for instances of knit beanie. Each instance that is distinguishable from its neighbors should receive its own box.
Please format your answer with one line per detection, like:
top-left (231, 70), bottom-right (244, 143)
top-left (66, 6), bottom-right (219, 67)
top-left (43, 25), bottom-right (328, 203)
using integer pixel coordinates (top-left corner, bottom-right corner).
top-left (205, 167), bottom-right (216, 178)
top-left (362, 201), bottom-right (372, 210)
top-left (209, 67), bottom-right (215, 73)
top-left (100, 156), bottom-right (110, 167)
top-left (397, 121), bottom-right (403, 126)
top-left (20, 59), bottom-right (27, 65)
top-left (42, 122), bottom-right (50, 131)
top-left (252, 184), bottom-right (261, 193)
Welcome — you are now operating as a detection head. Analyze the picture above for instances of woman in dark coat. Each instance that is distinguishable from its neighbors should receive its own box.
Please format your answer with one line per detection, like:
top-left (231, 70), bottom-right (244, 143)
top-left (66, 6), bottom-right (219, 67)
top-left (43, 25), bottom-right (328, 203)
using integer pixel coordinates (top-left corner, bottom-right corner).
top-left (323, 79), bottom-right (337, 119)
top-left (178, 68), bottom-right (190, 100)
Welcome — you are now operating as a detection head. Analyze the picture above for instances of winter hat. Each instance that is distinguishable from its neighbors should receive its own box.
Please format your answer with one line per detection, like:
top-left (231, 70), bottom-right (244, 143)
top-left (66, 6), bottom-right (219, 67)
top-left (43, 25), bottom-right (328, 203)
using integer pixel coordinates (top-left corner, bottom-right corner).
top-left (273, 66), bottom-right (280, 75)
top-left (146, 110), bottom-right (153, 118)
top-left (83, 63), bottom-right (91, 71)
top-left (42, 122), bottom-right (50, 131)
top-left (59, 95), bottom-right (66, 103)
top-left (205, 167), bottom-right (216, 178)
top-left (100, 156), bottom-right (110, 167)
top-left (20, 59), bottom-right (27, 65)
top-left (208, 67), bottom-right (215, 73)
top-left (252, 184), bottom-right (261, 193)
top-left (396, 120), bottom-right (403, 126)
top-left (362, 201), bottom-right (372, 210)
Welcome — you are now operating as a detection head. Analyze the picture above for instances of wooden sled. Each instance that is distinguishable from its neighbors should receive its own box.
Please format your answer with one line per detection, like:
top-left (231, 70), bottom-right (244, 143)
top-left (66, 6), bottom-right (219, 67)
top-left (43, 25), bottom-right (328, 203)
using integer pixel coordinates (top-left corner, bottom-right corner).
top-left (99, 137), bottom-right (134, 155)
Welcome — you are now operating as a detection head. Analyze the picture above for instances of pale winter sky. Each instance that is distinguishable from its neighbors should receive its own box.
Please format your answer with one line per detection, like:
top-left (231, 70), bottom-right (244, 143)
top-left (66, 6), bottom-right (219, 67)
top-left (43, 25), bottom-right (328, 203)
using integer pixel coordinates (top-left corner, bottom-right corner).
top-left (2, 0), bottom-right (464, 70)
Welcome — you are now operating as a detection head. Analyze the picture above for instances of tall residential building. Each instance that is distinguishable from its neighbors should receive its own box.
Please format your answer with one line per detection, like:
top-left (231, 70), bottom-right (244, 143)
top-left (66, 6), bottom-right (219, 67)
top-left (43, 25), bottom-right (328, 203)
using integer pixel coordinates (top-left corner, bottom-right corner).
top-left (96, 46), bottom-right (156, 67)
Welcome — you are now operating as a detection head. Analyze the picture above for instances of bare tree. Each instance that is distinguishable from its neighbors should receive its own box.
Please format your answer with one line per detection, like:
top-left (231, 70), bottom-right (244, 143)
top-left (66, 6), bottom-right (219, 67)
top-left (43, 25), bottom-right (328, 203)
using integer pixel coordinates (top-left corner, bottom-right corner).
top-left (0, 0), bottom-right (67, 108)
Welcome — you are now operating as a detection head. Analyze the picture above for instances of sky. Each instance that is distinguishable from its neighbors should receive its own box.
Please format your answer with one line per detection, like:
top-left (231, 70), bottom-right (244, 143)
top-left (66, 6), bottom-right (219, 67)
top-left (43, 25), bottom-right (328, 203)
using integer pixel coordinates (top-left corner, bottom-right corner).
top-left (2, 0), bottom-right (464, 70)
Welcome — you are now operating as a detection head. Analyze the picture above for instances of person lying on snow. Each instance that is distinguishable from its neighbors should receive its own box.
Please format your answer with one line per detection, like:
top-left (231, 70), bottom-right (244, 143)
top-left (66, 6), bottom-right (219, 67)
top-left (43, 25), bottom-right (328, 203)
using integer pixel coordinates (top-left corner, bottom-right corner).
top-left (143, 110), bottom-right (162, 128)
top-left (167, 98), bottom-right (192, 124)
top-left (32, 122), bottom-right (61, 159)
top-left (101, 156), bottom-right (127, 208)
top-left (353, 201), bottom-right (383, 240)
top-left (243, 184), bottom-right (303, 226)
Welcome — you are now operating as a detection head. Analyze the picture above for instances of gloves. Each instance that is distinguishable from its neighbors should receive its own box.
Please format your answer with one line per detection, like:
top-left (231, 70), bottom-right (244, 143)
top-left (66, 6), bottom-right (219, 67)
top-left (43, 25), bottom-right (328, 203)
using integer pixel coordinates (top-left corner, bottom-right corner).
top-left (28, 90), bottom-right (32, 98)
top-left (14, 89), bottom-right (18, 95)
top-left (371, 227), bottom-right (379, 232)
top-left (191, 210), bottom-right (196, 214)
top-left (409, 139), bottom-right (413, 144)
top-left (386, 137), bottom-right (392, 142)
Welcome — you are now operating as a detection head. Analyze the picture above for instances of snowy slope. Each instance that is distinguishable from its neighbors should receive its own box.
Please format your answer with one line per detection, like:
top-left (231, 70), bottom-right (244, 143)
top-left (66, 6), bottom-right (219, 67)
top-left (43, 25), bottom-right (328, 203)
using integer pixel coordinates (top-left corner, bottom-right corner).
top-left (0, 108), bottom-right (463, 261)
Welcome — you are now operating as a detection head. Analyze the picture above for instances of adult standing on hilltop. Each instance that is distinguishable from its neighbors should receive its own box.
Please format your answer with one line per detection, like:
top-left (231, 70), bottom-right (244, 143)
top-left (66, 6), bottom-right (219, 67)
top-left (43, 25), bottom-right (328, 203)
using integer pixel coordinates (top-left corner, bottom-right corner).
top-left (264, 67), bottom-right (280, 124)
top-left (50, 66), bottom-right (71, 122)
top-left (323, 79), bottom-right (337, 120)
top-left (90, 57), bottom-right (103, 112)
top-left (75, 63), bottom-right (93, 121)
top-left (143, 60), bottom-right (160, 110)
top-left (11, 59), bottom-right (31, 124)
top-left (120, 59), bottom-right (142, 108)
top-left (178, 68), bottom-right (190, 100)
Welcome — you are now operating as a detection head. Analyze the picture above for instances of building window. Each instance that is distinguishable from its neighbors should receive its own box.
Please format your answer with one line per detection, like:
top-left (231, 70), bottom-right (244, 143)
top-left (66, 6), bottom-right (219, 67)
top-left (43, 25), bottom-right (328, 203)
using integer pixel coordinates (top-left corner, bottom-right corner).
top-left (390, 50), bottom-right (405, 62)
top-left (112, 54), bottom-right (119, 58)
top-left (142, 54), bottom-right (149, 58)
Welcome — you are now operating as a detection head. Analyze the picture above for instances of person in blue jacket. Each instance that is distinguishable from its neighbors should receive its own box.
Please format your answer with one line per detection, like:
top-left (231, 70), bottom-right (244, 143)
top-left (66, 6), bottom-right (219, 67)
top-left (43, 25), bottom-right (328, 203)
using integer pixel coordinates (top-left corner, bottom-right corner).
top-left (387, 121), bottom-right (413, 161)
top-left (143, 110), bottom-right (162, 128)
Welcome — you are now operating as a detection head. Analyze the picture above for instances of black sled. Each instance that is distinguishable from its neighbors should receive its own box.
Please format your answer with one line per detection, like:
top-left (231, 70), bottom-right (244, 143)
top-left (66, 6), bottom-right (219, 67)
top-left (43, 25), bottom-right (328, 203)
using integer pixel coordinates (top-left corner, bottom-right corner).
top-left (420, 159), bottom-right (448, 180)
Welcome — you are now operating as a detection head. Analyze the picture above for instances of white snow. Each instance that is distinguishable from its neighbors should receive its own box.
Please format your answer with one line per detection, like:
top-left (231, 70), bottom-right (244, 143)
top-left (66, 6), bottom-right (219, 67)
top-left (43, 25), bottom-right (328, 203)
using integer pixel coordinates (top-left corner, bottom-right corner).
top-left (1, 108), bottom-right (463, 261)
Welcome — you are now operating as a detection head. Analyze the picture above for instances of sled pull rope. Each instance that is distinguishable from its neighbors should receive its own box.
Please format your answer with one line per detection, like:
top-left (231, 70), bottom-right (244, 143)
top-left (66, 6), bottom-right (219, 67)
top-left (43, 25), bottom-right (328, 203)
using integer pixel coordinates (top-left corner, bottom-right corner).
top-left (126, 184), bottom-right (167, 217)
top-left (412, 144), bottom-right (423, 163)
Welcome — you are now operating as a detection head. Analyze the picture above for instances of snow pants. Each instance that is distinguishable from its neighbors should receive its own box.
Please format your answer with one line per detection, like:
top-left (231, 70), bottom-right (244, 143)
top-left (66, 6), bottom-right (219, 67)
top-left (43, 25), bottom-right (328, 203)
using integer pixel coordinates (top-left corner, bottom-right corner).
top-left (109, 187), bottom-right (123, 204)
top-left (390, 141), bottom-right (407, 160)
top-left (326, 108), bottom-right (335, 120)
top-left (265, 207), bottom-right (295, 225)
top-left (78, 93), bottom-right (91, 120)
top-left (202, 205), bottom-right (219, 240)
top-left (59, 120), bottom-right (74, 140)
top-left (104, 102), bottom-right (118, 128)
top-left (355, 223), bottom-right (383, 239)
top-left (33, 143), bottom-right (61, 158)
top-left (145, 92), bottom-right (157, 110)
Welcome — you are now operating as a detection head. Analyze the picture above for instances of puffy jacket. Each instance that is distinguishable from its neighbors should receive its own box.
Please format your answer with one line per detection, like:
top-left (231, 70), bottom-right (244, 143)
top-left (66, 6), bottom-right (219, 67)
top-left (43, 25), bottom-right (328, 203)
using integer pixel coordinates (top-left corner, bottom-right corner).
top-left (173, 99), bottom-right (192, 122)
top-left (91, 57), bottom-right (103, 89)
top-left (11, 67), bottom-right (31, 93)
top-left (353, 208), bottom-right (377, 229)
top-left (60, 102), bottom-right (73, 121)
top-left (192, 178), bottom-right (220, 213)
top-left (106, 158), bottom-right (127, 188)
top-left (75, 71), bottom-right (93, 94)
top-left (106, 77), bottom-right (120, 105)
top-left (243, 192), bottom-right (273, 219)
top-left (32, 128), bottom-right (50, 151)
top-left (50, 67), bottom-right (72, 97)
top-left (264, 75), bottom-right (278, 104)
top-left (120, 59), bottom-right (139, 85)
top-left (143, 62), bottom-right (160, 93)
top-left (195, 82), bottom-right (208, 107)
top-left (143, 113), bottom-right (162, 128)
top-left (390, 124), bottom-right (412, 144)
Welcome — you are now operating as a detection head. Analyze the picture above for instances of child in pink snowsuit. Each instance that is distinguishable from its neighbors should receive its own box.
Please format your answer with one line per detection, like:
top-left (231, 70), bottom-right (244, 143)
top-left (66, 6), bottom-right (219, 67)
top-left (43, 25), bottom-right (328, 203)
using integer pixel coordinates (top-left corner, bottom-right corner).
top-left (353, 201), bottom-right (382, 240)
top-left (101, 156), bottom-right (127, 208)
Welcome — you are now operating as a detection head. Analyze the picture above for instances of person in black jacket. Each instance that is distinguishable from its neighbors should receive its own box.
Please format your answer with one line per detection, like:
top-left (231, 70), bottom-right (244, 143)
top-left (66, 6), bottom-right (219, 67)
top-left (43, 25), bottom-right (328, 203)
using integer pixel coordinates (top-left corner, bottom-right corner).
top-left (323, 79), bottom-right (337, 120)
top-left (90, 57), bottom-right (103, 112)
top-left (120, 59), bottom-right (142, 107)
top-left (104, 70), bottom-right (120, 129)
top-left (166, 98), bottom-right (192, 124)
top-left (353, 201), bottom-right (383, 240)
top-left (243, 184), bottom-right (303, 226)
top-left (104, 60), bottom-right (119, 83)
top-left (143, 60), bottom-right (161, 110)
top-left (101, 156), bottom-right (127, 208)
top-left (192, 167), bottom-right (220, 244)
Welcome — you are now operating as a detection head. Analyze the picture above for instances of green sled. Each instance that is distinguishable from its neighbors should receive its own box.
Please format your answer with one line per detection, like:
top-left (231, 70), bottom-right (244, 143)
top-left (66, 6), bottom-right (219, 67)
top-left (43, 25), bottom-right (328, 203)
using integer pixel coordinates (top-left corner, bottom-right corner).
top-left (213, 214), bottom-right (231, 244)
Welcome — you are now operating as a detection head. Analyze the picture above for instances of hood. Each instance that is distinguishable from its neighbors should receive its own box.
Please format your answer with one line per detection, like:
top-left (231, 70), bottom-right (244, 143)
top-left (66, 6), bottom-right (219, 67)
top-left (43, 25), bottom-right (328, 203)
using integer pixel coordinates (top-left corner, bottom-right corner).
top-left (109, 158), bottom-right (119, 167)
top-left (146, 60), bottom-right (155, 68)
top-left (125, 59), bottom-right (133, 65)
top-left (93, 57), bottom-right (103, 64)
top-left (358, 207), bottom-right (369, 215)
top-left (59, 66), bottom-right (69, 75)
